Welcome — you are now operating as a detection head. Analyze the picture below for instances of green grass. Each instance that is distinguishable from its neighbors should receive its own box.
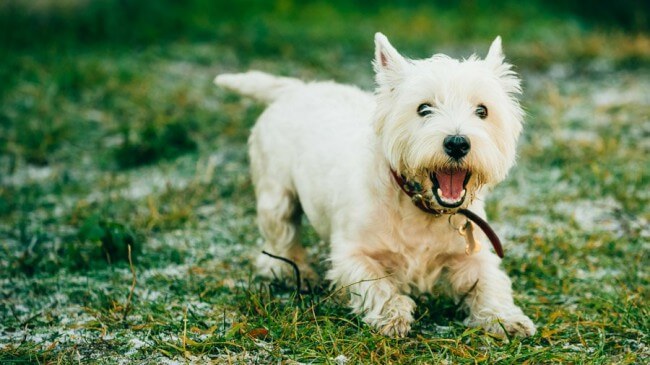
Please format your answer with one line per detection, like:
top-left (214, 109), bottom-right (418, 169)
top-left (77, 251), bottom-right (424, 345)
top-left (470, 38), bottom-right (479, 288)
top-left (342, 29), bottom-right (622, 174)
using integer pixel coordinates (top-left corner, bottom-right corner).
top-left (1, 1), bottom-right (649, 363)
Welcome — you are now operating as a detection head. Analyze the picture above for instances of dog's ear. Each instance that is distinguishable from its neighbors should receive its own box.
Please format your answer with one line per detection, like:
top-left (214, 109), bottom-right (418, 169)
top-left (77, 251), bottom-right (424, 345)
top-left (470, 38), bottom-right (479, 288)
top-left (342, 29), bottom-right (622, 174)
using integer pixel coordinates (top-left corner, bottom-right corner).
top-left (374, 33), bottom-right (407, 84)
top-left (485, 36), bottom-right (504, 65)
top-left (486, 36), bottom-right (521, 94)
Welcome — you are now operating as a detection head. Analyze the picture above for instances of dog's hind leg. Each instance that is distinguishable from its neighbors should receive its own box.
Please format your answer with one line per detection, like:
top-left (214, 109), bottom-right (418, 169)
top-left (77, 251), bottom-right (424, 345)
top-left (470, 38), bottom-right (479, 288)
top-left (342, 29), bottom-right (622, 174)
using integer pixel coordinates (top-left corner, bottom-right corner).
top-left (246, 109), bottom-right (319, 289)
top-left (253, 180), bottom-right (318, 288)
top-left (255, 186), bottom-right (300, 270)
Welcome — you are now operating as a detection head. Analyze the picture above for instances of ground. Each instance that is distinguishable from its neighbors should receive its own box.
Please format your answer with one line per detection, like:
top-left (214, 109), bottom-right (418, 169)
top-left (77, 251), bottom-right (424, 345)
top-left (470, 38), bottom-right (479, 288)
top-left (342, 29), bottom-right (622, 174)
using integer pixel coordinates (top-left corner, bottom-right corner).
top-left (0, 1), bottom-right (649, 364)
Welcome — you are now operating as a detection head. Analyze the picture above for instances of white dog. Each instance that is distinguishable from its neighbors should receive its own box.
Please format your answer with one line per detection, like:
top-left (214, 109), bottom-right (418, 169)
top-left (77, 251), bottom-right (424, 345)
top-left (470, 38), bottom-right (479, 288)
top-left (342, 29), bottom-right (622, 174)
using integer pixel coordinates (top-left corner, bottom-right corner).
top-left (215, 33), bottom-right (536, 337)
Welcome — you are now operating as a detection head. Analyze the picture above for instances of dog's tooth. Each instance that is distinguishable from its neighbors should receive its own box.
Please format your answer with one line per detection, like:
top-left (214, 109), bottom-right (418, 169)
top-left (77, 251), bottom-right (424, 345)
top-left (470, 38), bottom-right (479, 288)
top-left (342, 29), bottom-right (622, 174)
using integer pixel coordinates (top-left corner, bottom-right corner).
top-left (436, 187), bottom-right (468, 205)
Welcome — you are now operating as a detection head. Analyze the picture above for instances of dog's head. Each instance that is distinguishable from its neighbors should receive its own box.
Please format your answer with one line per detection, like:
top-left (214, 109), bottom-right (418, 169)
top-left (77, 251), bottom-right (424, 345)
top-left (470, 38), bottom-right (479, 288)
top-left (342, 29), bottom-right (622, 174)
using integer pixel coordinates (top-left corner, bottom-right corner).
top-left (373, 33), bottom-right (523, 209)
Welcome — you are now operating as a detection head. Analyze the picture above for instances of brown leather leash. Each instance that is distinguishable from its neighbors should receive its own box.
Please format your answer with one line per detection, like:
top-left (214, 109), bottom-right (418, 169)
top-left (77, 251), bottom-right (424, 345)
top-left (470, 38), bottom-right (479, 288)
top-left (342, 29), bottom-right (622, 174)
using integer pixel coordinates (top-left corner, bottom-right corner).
top-left (390, 169), bottom-right (504, 258)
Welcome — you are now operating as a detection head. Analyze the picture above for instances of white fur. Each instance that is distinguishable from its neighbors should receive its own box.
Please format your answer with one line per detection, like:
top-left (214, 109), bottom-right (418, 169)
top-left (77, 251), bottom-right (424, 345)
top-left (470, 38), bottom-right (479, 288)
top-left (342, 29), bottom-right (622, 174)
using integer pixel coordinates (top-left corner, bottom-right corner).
top-left (215, 33), bottom-right (535, 337)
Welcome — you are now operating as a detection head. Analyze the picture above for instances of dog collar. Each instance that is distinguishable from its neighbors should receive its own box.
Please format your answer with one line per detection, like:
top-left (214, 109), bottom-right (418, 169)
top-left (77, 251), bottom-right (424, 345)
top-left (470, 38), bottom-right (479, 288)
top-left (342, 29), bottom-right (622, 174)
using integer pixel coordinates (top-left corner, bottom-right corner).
top-left (390, 169), bottom-right (504, 258)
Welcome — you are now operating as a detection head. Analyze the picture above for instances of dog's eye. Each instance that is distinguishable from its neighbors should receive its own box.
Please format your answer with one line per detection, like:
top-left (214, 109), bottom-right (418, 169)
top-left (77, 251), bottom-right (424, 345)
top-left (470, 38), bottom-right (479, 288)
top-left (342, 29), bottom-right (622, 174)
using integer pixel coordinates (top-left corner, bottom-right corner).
top-left (417, 103), bottom-right (433, 117)
top-left (475, 104), bottom-right (488, 119)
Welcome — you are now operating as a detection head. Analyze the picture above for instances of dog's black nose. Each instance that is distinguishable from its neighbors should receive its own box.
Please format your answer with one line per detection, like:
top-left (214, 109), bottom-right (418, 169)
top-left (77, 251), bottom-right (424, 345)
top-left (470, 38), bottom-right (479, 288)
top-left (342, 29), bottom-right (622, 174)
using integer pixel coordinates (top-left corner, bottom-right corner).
top-left (443, 135), bottom-right (471, 159)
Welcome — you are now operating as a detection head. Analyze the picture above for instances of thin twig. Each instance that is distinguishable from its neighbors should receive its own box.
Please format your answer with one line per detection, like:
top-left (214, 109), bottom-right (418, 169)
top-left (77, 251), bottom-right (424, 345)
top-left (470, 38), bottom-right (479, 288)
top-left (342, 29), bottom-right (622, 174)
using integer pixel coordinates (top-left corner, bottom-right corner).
top-left (261, 250), bottom-right (303, 297)
top-left (123, 244), bottom-right (137, 321)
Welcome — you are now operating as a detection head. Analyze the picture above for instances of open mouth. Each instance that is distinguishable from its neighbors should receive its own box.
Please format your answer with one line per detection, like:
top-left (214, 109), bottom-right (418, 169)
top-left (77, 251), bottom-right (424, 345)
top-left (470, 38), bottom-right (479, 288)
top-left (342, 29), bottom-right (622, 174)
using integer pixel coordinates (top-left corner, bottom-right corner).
top-left (430, 169), bottom-right (471, 208)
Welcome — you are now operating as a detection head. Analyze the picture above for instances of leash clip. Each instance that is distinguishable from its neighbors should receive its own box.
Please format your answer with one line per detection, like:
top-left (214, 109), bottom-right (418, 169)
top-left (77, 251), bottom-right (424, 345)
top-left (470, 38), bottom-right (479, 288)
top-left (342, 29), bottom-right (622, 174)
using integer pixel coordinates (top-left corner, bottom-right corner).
top-left (461, 220), bottom-right (482, 255)
top-left (452, 217), bottom-right (482, 255)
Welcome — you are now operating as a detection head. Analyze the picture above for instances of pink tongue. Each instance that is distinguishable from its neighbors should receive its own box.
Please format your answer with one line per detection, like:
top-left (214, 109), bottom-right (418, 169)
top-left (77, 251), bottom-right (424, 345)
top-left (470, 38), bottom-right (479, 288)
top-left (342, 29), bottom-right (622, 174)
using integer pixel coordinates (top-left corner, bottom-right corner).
top-left (435, 170), bottom-right (467, 200)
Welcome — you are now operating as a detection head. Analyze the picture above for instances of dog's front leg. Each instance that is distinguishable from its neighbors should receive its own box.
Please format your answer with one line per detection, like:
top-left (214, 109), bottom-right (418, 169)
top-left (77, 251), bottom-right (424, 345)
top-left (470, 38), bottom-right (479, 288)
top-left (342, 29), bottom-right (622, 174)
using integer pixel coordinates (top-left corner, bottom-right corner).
top-left (327, 249), bottom-right (415, 337)
top-left (446, 252), bottom-right (536, 337)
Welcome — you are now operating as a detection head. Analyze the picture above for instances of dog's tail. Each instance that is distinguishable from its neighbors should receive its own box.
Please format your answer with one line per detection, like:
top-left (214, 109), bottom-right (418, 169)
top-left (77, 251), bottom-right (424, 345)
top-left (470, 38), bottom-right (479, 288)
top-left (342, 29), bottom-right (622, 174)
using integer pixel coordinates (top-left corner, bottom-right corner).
top-left (214, 71), bottom-right (304, 103)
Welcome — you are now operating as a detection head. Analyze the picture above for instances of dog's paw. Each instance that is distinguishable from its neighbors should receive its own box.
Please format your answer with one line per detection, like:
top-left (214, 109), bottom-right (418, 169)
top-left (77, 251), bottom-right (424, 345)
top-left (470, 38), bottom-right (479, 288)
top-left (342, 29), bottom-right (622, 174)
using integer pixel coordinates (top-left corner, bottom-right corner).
top-left (371, 295), bottom-right (416, 338)
top-left (501, 314), bottom-right (536, 337)
top-left (466, 312), bottom-right (536, 338)
top-left (380, 314), bottom-right (412, 337)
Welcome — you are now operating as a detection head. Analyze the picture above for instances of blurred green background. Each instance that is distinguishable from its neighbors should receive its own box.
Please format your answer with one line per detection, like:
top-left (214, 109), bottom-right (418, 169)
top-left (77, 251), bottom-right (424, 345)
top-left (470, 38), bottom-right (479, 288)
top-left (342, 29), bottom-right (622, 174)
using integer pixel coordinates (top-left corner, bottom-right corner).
top-left (1, 0), bottom-right (649, 60)
top-left (1, 0), bottom-right (649, 46)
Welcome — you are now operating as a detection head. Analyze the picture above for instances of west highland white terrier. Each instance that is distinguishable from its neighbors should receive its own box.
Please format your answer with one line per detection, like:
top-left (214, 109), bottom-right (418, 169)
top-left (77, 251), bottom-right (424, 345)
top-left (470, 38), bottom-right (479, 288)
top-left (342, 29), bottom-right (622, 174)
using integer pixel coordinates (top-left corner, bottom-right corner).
top-left (215, 33), bottom-right (536, 337)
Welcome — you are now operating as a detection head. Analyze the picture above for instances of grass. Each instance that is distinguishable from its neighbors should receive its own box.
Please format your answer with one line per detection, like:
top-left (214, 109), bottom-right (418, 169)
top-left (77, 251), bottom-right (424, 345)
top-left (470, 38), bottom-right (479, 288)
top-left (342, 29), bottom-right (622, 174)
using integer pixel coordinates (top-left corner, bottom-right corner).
top-left (1, 1), bottom-right (648, 363)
